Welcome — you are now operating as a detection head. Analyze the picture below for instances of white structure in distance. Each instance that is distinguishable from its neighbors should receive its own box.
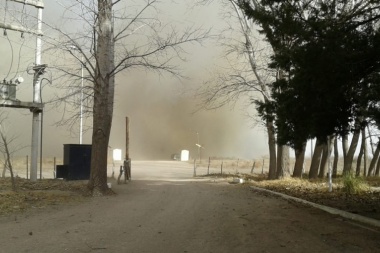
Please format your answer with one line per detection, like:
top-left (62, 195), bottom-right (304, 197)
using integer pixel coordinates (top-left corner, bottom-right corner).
top-left (180, 150), bottom-right (189, 161)
top-left (113, 149), bottom-right (122, 161)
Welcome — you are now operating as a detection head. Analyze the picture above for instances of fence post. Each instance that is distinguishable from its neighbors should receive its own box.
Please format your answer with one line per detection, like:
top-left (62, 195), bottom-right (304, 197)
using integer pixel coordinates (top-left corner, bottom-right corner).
top-left (261, 159), bottom-right (264, 174)
top-left (193, 159), bottom-right (196, 177)
top-left (251, 161), bottom-right (255, 173)
top-left (220, 161), bottom-right (223, 175)
top-left (207, 157), bottom-right (210, 175)
top-left (53, 157), bottom-right (56, 178)
top-left (26, 155), bottom-right (29, 180)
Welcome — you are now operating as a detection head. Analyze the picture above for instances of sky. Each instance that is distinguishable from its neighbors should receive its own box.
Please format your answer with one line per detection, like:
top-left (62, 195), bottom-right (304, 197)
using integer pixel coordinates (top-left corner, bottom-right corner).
top-left (0, 0), bottom-right (269, 161)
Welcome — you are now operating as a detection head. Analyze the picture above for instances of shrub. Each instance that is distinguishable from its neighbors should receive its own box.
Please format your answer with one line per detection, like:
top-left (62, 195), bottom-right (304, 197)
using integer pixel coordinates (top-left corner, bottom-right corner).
top-left (342, 173), bottom-right (369, 195)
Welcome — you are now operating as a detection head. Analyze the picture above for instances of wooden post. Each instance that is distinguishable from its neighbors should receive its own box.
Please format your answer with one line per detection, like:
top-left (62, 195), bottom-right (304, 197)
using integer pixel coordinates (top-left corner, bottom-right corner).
top-left (53, 157), bottom-right (56, 178)
top-left (262, 159), bottom-right (264, 174)
top-left (125, 117), bottom-right (130, 161)
top-left (124, 117), bottom-right (131, 183)
top-left (221, 161), bottom-right (223, 175)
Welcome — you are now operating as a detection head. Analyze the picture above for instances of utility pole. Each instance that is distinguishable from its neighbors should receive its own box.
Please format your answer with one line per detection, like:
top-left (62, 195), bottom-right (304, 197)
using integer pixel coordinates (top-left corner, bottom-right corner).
top-left (0, 0), bottom-right (45, 181)
top-left (30, 1), bottom-right (45, 181)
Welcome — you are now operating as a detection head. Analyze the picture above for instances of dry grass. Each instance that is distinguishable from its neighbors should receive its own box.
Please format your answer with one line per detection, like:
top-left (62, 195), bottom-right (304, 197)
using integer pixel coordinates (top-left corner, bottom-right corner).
top-left (0, 178), bottom-right (88, 216)
top-left (196, 158), bottom-right (380, 220)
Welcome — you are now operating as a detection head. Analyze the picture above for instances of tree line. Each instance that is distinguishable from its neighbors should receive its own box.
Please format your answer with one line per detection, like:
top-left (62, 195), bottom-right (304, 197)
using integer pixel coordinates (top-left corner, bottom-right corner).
top-left (199, 0), bottom-right (380, 179)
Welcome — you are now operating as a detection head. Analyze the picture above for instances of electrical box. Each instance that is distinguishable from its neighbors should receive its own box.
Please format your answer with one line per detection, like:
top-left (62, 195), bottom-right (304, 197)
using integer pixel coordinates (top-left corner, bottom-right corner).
top-left (56, 144), bottom-right (92, 180)
top-left (0, 82), bottom-right (16, 100)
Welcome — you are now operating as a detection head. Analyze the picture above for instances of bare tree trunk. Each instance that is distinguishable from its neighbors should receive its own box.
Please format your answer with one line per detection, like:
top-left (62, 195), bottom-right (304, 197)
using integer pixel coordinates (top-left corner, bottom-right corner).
top-left (318, 136), bottom-right (334, 178)
top-left (318, 144), bottom-right (328, 178)
top-left (363, 128), bottom-right (368, 177)
top-left (356, 143), bottom-right (364, 176)
top-left (267, 118), bottom-right (277, 180)
top-left (375, 156), bottom-right (380, 176)
top-left (230, 4), bottom-right (276, 180)
top-left (356, 128), bottom-right (366, 176)
top-left (309, 138), bottom-right (323, 179)
top-left (367, 139), bottom-right (380, 176)
top-left (276, 144), bottom-right (282, 178)
top-left (367, 125), bottom-right (375, 155)
top-left (276, 145), bottom-right (290, 179)
top-left (88, 0), bottom-right (115, 195)
top-left (332, 137), bottom-right (339, 177)
top-left (343, 130), bottom-right (360, 175)
top-left (0, 130), bottom-right (16, 191)
top-left (342, 134), bottom-right (348, 160)
top-left (293, 142), bottom-right (306, 177)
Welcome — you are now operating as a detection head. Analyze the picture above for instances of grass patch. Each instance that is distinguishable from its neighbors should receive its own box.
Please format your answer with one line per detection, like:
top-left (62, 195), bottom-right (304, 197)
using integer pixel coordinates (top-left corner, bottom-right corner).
top-left (341, 173), bottom-right (370, 195)
top-left (0, 178), bottom-right (89, 216)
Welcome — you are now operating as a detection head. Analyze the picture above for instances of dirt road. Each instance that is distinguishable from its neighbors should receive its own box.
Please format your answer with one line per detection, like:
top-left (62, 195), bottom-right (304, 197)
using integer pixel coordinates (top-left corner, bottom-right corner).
top-left (0, 161), bottom-right (379, 252)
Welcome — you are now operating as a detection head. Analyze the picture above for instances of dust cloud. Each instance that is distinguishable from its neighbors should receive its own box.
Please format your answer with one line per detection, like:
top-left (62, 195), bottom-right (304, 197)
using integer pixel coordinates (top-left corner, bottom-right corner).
top-left (0, 1), bottom-right (269, 161)
top-left (109, 68), bottom-right (268, 160)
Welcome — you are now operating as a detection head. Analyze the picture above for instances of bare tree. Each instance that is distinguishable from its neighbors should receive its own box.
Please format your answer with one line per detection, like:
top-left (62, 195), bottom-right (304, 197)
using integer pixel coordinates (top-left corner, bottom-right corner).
top-left (332, 137), bottom-right (339, 178)
top-left (196, 0), bottom-right (281, 179)
top-left (356, 128), bottom-right (367, 176)
top-left (317, 136), bottom-right (334, 178)
top-left (0, 112), bottom-right (24, 191)
top-left (292, 142), bottom-right (306, 177)
top-left (343, 129), bottom-right (361, 175)
top-left (368, 139), bottom-right (380, 176)
top-left (42, 0), bottom-right (210, 195)
top-left (309, 138), bottom-right (323, 179)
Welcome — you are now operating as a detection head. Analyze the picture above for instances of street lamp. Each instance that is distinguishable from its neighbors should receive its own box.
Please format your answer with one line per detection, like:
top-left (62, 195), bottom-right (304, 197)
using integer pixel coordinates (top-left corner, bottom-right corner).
top-left (69, 46), bottom-right (84, 144)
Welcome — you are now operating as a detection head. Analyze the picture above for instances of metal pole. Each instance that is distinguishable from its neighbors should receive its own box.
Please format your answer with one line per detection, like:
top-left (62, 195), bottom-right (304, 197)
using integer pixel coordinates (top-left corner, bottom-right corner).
top-left (26, 155), bottom-right (28, 179)
top-left (79, 55), bottom-right (84, 144)
top-left (39, 110), bottom-right (43, 180)
top-left (30, 6), bottom-right (43, 181)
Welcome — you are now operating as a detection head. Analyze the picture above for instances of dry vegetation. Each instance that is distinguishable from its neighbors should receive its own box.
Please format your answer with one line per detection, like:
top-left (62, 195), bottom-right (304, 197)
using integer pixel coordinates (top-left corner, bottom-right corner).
top-left (0, 178), bottom-right (88, 216)
top-left (200, 158), bottom-right (380, 220)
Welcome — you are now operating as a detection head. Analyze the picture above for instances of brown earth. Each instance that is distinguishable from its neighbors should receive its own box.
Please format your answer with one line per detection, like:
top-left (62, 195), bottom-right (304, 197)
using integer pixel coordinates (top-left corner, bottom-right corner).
top-left (0, 178), bottom-right (379, 253)
top-left (1, 174), bottom-right (380, 221)
top-left (0, 160), bottom-right (380, 253)
top-left (0, 178), bottom-right (88, 216)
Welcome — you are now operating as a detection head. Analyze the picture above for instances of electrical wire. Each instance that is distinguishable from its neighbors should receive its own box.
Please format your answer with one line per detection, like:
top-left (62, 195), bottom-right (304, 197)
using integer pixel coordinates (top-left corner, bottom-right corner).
top-left (3, 0), bottom-right (7, 24)
top-left (12, 36), bottom-right (26, 79)
top-left (4, 34), bottom-right (14, 80)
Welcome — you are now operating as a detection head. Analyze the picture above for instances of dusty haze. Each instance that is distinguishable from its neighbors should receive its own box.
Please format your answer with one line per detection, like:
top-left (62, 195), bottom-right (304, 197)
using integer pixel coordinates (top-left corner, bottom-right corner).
top-left (0, 1), bottom-right (268, 160)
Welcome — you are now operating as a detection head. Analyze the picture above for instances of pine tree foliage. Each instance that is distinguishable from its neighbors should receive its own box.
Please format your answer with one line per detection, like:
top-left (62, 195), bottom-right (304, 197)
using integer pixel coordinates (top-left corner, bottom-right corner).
top-left (240, 0), bottom-right (380, 151)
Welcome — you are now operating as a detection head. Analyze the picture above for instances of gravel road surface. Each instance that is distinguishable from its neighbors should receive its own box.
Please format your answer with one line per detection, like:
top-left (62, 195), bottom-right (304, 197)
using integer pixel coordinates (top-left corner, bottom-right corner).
top-left (0, 161), bottom-right (379, 253)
